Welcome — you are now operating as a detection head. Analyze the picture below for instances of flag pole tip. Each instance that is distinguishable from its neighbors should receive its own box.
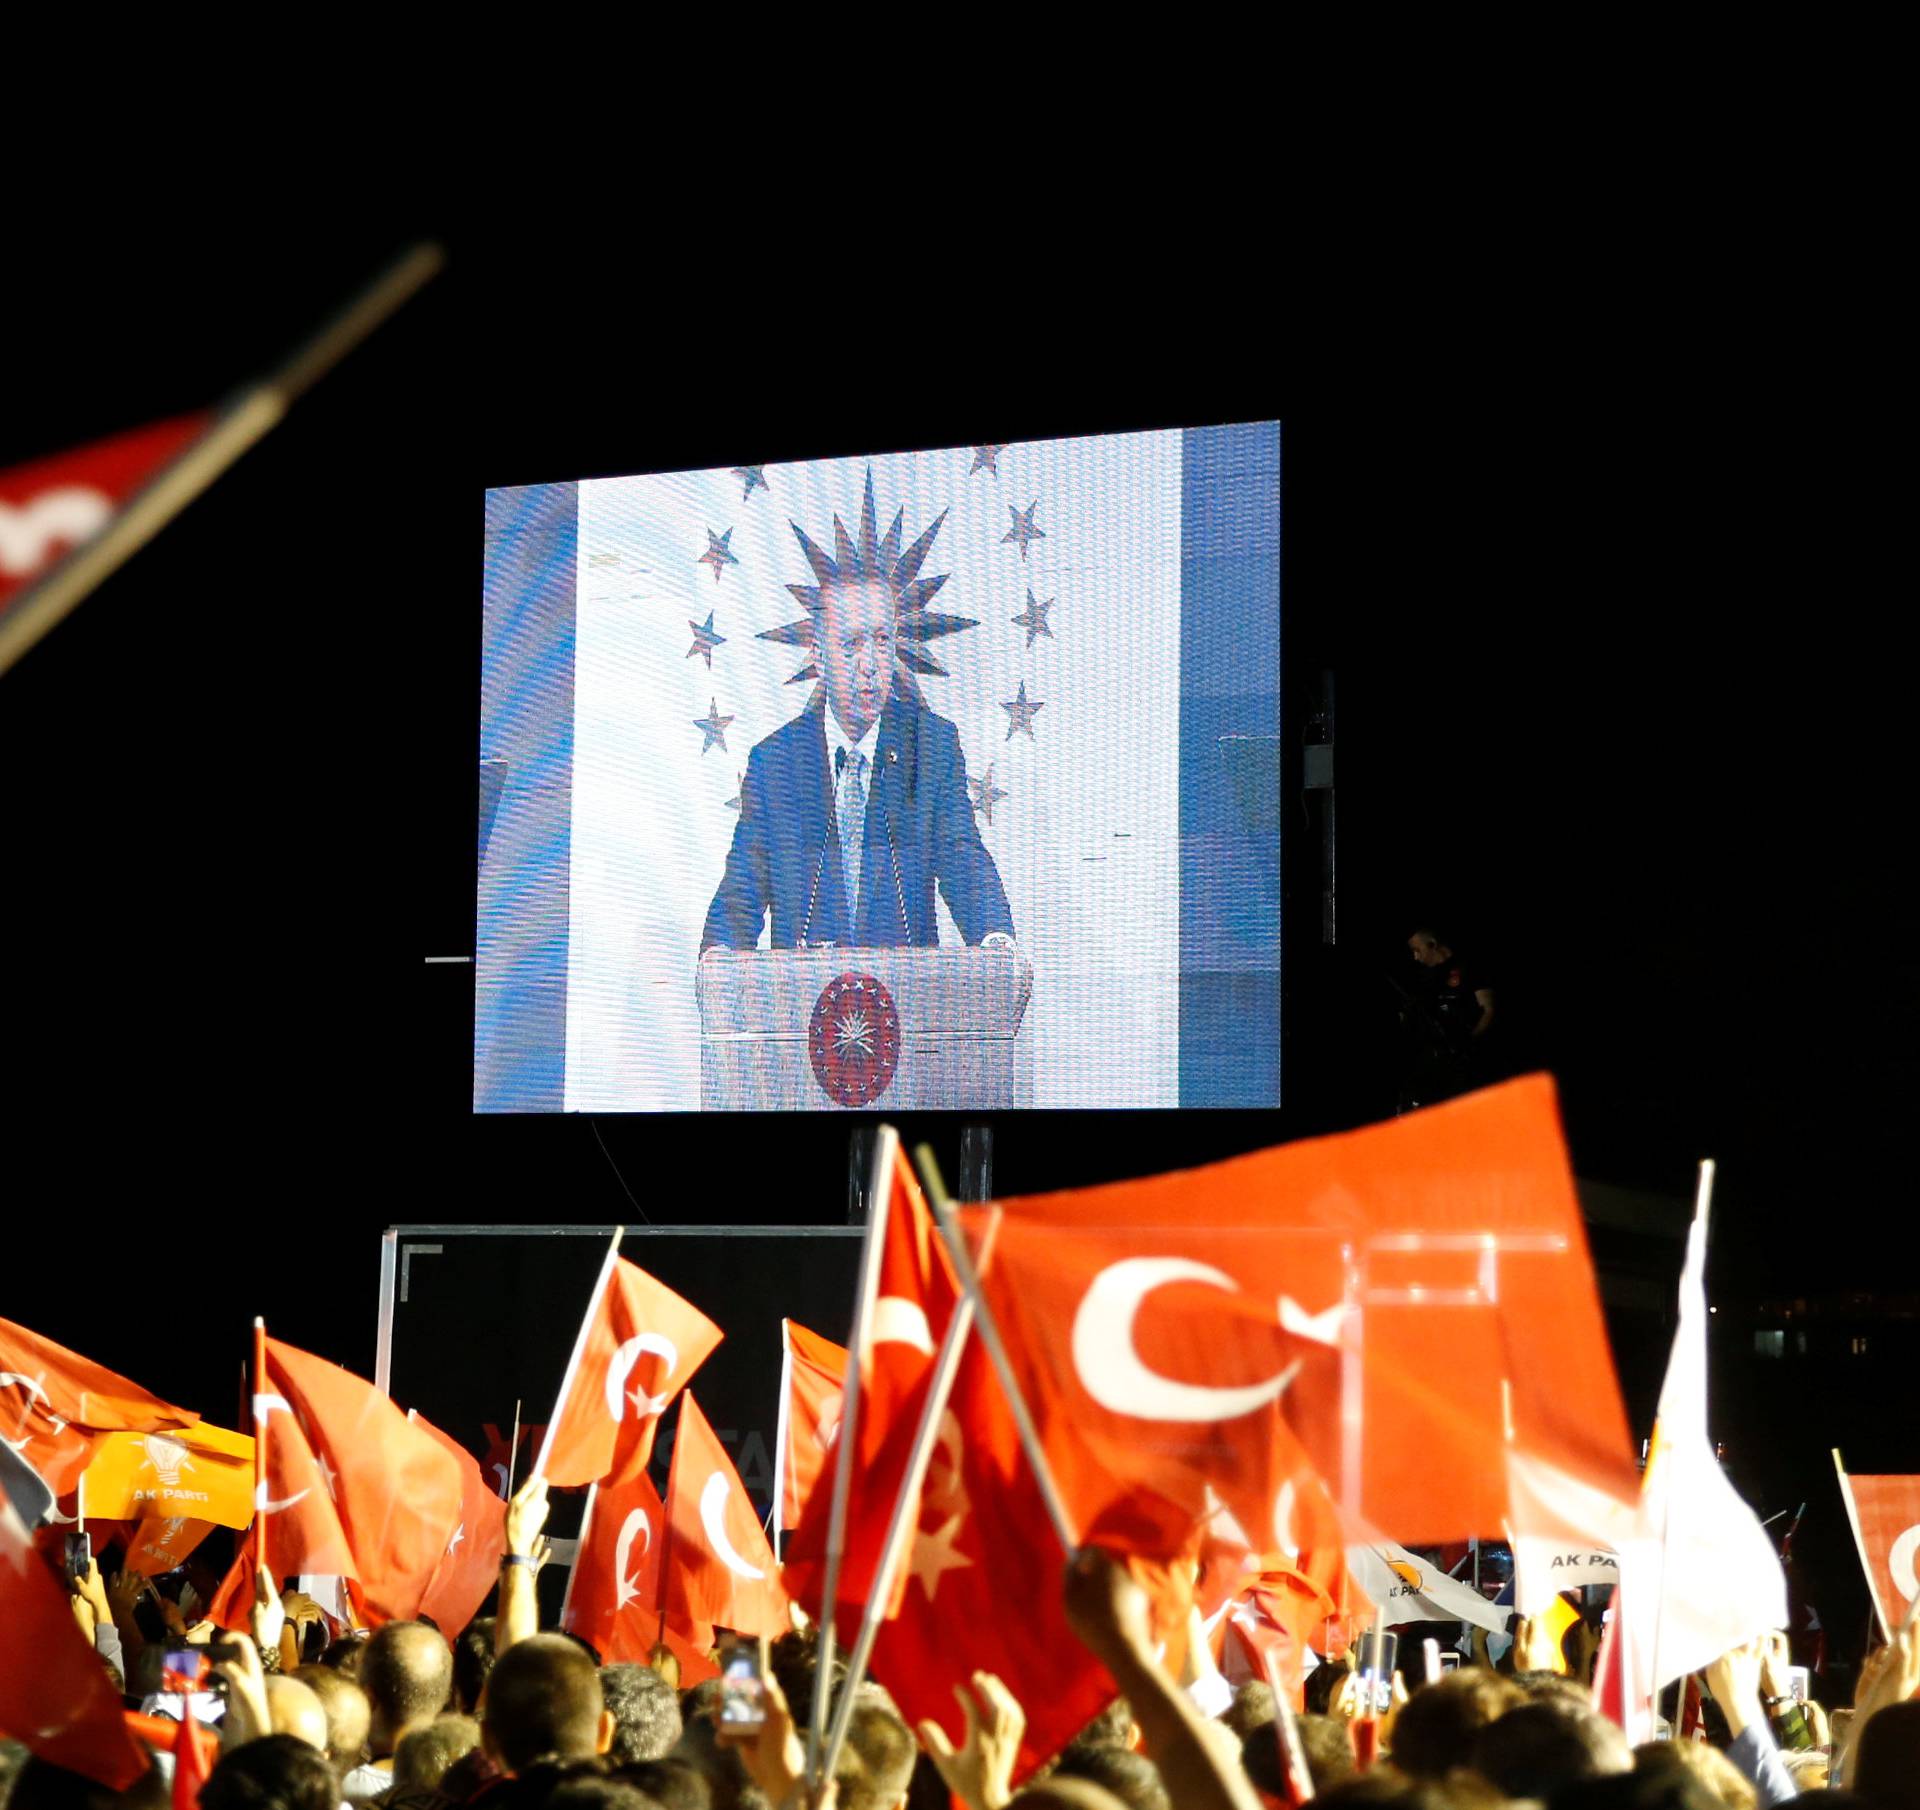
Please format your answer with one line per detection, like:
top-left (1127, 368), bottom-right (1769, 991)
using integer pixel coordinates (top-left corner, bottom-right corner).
top-left (253, 1317), bottom-right (265, 1329)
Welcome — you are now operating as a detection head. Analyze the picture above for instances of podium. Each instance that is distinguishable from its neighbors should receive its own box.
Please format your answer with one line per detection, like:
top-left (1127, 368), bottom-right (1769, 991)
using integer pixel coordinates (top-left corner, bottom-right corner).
top-left (696, 947), bottom-right (1033, 1111)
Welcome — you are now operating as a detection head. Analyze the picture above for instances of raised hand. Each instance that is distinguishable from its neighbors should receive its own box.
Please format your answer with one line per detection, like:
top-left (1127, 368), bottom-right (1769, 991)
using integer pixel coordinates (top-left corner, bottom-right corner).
top-left (1062, 1547), bottom-right (1155, 1673)
top-left (714, 1637), bottom-right (811, 1806)
top-left (1703, 1639), bottom-right (1767, 1739)
top-left (106, 1568), bottom-right (145, 1627)
top-left (505, 1473), bottom-right (549, 1556)
top-left (74, 1555), bottom-right (112, 1630)
top-left (1514, 1612), bottom-right (1565, 1674)
top-left (213, 1631), bottom-right (272, 1746)
top-left (250, 1563), bottom-right (286, 1656)
top-left (917, 1671), bottom-right (1026, 1810)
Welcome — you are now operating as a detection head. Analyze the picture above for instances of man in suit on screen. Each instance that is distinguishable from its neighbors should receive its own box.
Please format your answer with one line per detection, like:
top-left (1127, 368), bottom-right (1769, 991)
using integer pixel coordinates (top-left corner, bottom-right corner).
top-left (701, 473), bottom-right (1015, 953)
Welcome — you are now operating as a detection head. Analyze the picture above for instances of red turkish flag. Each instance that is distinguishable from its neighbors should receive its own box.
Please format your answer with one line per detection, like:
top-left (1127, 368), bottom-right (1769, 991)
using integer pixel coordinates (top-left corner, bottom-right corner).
top-left (866, 1338), bottom-right (1117, 1784)
top-left (1838, 1470), bottom-right (1920, 1638)
top-left (785, 1148), bottom-right (960, 1618)
top-left (248, 1338), bottom-right (465, 1621)
top-left (0, 1315), bottom-right (199, 1496)
top-left (540, 1252), bottom-right (722, 1489)
top-left (0, 414), bottom-right (212, 619)
top-left (775, 1319), bottom-right (846, 1545)
top-left (0, 1496), bottom-right (150, 1786)
top-left (662, 1393), bottom-right (787, 1639)
top-left (408, 1412), bottom-right (509, 1636)
top-left (958, 1076), bottom-right (1639, 1550)
top-left (564, 1468), bottom-right (668, 1662)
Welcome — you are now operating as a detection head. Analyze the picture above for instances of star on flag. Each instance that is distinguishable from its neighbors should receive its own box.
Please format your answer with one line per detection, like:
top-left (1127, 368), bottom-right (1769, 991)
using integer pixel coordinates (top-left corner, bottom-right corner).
top-left (697, 528), bottom-right (739, 582)
top-left (687, 611), bottom-right (726, 667)
top-left (1012, 589), bottom-right (1053, 647)
top-left (969, 445), bottom-right (1007, 477)
top-left (694, 699), bottom-right (734, 753)
top-left (969, 763), bottom-right (1007, 825)
top-left (1002, 500), bottom-right (1045, 560)
top-left (732, 466), bottom-right (768, 500)
top-left (1001, 681), bottom-right (1044, 741)
top-left (910, 1511), bottom-right (974, 1600)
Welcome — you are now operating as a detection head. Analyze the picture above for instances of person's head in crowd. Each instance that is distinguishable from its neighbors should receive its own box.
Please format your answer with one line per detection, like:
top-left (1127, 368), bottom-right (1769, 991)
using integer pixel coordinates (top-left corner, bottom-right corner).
top-left (360, 1620), bottom-right (455, 1757)
top-left (671, 1713), bottom-right (769, 1810)
top-left (1553, 1770), bottom-right (1724, 1810)
top-left (200, 1734), bottom-right (341, 1810)
top-left (544, 1779), bottom-right (661, 1810)
top-left (1634, 1738), bottom-right (1756, 1809)
top-left (1386, 1665), bottom-right (1527, 1779)
top-left (1240, 1713), bottom-right (1356, 1799)
top-left (1781, 1748), bottom-right (1832, 1792)
top-left (1221, 1679), bottom-right (1274, 1740)
top-left (1046, 1746), bottom-right (1168, 1810)
top-left (1305, 1660), bottom-right (1351, 1715)
top-left (320, 1633), bottom-right (370, 1678)
top-left (262, 1674), bottom-right (330, 1751)
top-left (602, 1664), bottom-right (684, 1765)
top-left (1853, 1697), bottom-right (1920, 1806)
top-left (1312, 1776), bottom-right (1508, 1808)
top-left (833, 1698), bottom-right (917, 1810)
top-left (1071, 1697), bottom-right (1134, 1750)
top-left (1409, 928), bottom-right (1454, 967)
top-left (611, 1758), bottom-right (712, 1810)
top-left (291, 1663), bottom-right (371, 1778)
top-left (483, 1633), bottom-right (615, 1774)
top-left (3, 1754), bottom-right (168, 1810)
top-left (1511, 1667), bottom-right (1597, 1706)
top-left (393, 1715), bottom-right (482, 1793)
top-left (1470, 1697), bottom-right (1631, 1798)
top-left (1007, 1786), bottom-right (1127, 1810)
top-left (436, 1744), bottom-right (505, 1804)
top-left (453, 1616), bottom-right (497, 1715)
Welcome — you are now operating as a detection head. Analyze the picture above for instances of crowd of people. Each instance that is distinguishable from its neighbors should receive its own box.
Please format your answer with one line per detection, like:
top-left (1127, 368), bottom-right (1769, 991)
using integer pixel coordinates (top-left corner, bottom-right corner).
top-left (4, 1467), bottom-right (1916, 1810)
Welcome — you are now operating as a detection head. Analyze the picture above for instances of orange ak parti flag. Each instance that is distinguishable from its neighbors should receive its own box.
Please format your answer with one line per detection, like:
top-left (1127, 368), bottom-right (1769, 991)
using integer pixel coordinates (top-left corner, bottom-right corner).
top-left (784, 1146), bottom-right (961, 1620)
top-left (957, 1075), bottom-right (1641, 1554)
top-left (0, 1314), bottom-right (199, 1496)
top-left (563, 1466), bottom-right (668, 1662)
top-left (84, 1422), bottom-right (254, 1530)
top-left (408, 1411), bottom-right (509, 1635)
top-left (773, 1318), bottom-right (846, 1547)
top-left (245, 1337), bottom-right (465, 1622)
top-left (0, 1495), bottom-right (150, 1786)
top-left (125, 1514), bottom-right (217, 1576)
top-left (662, 1392), bottom-right (787, 1639)
top-left (540, 1252), bottom-right (723, 1489)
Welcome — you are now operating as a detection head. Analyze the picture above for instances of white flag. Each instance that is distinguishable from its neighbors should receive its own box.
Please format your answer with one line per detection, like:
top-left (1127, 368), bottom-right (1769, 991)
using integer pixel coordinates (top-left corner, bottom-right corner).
top-left (1345, 1540), bottom-right (1510, 1634)
top-left (1620, 1162), bottom-right (1786, 1690)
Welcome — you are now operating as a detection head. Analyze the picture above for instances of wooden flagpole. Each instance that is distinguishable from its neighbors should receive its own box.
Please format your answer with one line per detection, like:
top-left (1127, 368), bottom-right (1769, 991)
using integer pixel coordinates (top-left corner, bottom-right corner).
top-left (912, 1142), bottom-right (1079, 1554)
top-left (805, 1125), bottom-right (897, 1781)
top-left (0, 243), bottom-right (445, 677)
top-left (1832, 1448), bottom-right (1889, 1641)
top-left (506, 1399), bottom-right (523, 1500)
top-left (253, 1316), bottom-right (269, 1582)
top-left (530, 1227), bottom-right (625, 1483)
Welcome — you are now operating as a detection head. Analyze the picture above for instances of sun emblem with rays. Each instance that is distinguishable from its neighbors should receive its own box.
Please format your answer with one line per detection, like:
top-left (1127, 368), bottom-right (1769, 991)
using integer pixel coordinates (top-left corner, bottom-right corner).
top-left (808, 971), bottom-right (902, 1107)
top-left (757, 469), bottom-right (977, 694)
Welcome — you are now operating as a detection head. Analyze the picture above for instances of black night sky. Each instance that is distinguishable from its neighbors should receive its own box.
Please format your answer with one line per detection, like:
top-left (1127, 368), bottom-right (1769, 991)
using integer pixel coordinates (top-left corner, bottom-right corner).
top-left (4, 211), bottom-right (1909, 1664)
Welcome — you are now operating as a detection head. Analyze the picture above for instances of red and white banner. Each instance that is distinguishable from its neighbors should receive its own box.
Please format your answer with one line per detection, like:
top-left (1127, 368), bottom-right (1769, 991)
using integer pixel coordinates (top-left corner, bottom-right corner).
top-left (662, 1392), bottom-right (787, 1639)
top-left (564, 1468), bottom-right (667, 1662)
top-left (773, 1318), bottom-right (846, 1551)
top-left (1835, 1466), bottom-right (1920, 1639)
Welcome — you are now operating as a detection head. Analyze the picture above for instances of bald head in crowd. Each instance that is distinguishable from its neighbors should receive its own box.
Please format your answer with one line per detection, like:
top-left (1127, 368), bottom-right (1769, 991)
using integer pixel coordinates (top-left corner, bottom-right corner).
top-left (1010, 1785), bottom-right (1128, 1810)
top-left (483, 1632), bottom-right (615, 1774)
top-left (262, 1674), bottom-right (330, 1752)
top-left (358, 1621), bottom-right (454, 1757)
top-left (293, 1663), bottom-right (371, 1776)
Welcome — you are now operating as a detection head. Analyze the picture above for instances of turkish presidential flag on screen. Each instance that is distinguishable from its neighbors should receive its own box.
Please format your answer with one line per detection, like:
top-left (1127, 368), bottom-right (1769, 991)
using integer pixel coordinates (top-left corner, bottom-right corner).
top-left (785, 1148), bottom-right (960, 1620)
top-left (0, 1495), bottom-right (150, 1786)
top-left (774, 1319), bottom-right (846, 1546)
top-left (958, 1075), bottom-right (1640, 1550)
top-left (1838, 1471), bottom-right (1920, 1637)
top-left (564, 1467), bottom-right (667, 1662)
top-left (662, 1392), bottom-right (787, 1638)
top-left (246, 1338), bottom-right (465, 1622)
top-left (0, 1315), bottom-right (200, 1497)
top-left (541, 1254), bottom-right (722, 1488)
top-left (408, 1411), bottom-right (509, 1635)
top-left (0, 414), bottom-right (212, 621)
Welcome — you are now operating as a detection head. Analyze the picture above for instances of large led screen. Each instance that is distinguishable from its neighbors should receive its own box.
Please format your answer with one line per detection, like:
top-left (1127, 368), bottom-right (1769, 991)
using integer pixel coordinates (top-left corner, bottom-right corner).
top-left (478, 422), bottom-right (1280, 1112)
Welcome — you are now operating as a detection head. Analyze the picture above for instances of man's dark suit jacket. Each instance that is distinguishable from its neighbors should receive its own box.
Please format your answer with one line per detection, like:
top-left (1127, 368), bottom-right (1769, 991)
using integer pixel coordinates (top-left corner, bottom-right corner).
top-left (701, 693), bottom-right (1015, 951)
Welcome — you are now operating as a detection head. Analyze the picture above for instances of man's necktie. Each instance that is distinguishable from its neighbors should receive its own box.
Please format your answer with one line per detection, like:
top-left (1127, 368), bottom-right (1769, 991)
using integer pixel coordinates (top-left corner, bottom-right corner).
top-left (836, 745), bottom-right (866, 934)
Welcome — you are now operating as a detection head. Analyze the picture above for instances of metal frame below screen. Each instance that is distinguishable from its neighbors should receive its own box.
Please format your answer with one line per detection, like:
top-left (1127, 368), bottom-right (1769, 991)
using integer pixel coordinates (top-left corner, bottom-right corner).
top-left (373, 1224), bottom-right (862, 1395)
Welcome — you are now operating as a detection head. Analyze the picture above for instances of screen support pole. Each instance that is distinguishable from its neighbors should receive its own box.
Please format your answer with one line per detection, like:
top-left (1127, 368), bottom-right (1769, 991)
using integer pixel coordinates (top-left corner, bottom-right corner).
top-left (957, 1126), bottom-right (994, 1203)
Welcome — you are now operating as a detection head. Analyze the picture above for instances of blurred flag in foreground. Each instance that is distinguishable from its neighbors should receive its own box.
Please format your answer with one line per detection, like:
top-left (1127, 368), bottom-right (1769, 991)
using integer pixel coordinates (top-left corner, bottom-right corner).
top-left (773, 1318), bottom-right (845, 1554)
top-left (1834, 1464), bottom-right (1920, 1639)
